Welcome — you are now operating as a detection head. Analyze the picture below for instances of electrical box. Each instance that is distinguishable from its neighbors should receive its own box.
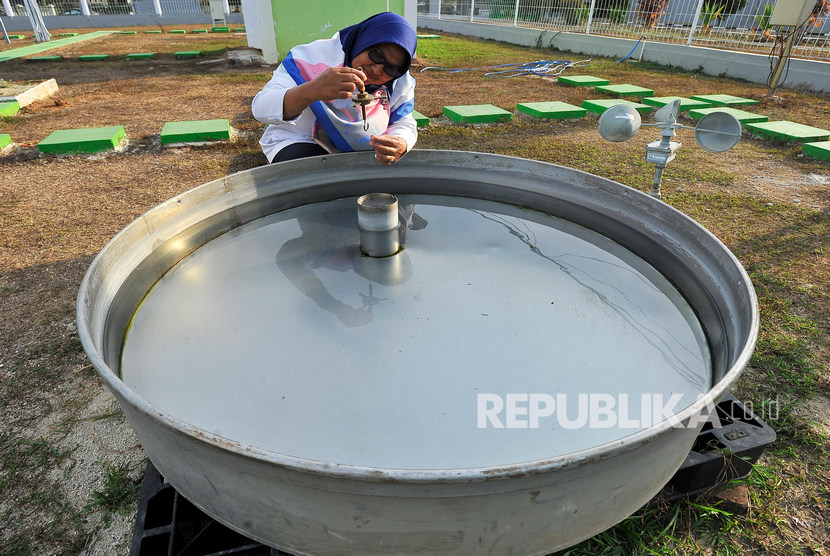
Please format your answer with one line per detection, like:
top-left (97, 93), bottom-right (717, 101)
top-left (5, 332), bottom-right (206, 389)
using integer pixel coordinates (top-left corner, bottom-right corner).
top-left (209, 0), bottom-right (226, 27)
top-left (769, 0), bottom-right (815, 27)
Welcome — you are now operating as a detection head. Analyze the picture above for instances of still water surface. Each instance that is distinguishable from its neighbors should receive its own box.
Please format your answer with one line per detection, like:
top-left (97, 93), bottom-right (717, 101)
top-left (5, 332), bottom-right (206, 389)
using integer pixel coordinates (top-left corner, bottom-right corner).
top-left (121, 195), bottom-right (712, 469)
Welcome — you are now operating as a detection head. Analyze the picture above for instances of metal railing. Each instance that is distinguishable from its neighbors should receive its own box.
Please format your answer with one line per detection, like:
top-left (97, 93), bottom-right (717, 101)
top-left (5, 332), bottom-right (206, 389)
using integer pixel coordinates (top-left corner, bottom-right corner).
top-left (418, 0), bottom-right (830, 61)
top-left (1, 0), bottom-right (243, 17)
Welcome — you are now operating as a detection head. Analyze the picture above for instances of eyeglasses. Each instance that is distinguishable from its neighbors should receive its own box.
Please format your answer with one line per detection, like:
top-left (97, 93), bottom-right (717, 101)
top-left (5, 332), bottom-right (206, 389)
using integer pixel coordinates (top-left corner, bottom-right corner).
top-left (367, 46), bottom-right (405, 79)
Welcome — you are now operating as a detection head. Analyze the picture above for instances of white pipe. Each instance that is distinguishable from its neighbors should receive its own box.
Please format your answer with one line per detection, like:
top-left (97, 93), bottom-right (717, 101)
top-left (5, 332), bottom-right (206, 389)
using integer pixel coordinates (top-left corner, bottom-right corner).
top-left (79, 0), bottom-right (90, 17)
top-left (153, 0), bottom-right (162, 16)
top-left (23, 0), bottom-right (49, 41)
top-left (688, 0), bottom-right (704, 45)
top-left (470, 0), bottom-right (474, 22)
top-left (586, 0), bottom-right (597, 34)
top-left (513, 0), bottom-right (520, 26)
top-left (2, 0), bottom-right (14, 17)
top-left (223, 0), bottom-right (230, 15)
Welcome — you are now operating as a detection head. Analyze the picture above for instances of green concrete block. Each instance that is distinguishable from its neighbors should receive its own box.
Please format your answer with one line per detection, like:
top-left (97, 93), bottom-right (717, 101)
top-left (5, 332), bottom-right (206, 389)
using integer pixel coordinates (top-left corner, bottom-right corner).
top-left (160, 119), bottom-right (231, 144)
top-left (417, 34), bottom-right (441, 39)
top-left (557, 75), bottom-right (610, 87)
top-left (38, 126), bottom-right (126, 154)
top-left (79, 54), bottom-right (110, 61)
top-left (517, 101), bottom-right (587, 119)
top-left (8, 35), bottom-right (26, 40)
top-left (58, 32), bottom-right (79, 37)
top-left (688, 107), bottom-right (768, 124)
top-left (192, 29), bottom-right (208, 33)
top-left (0, 134), bottom-right (11, 149)
top-left (641, 96), bottom-right (713, 111)
top-left (175, 51), bottom-right (201, 58)
top-left (0, 100), bottom-right (21, 117)
top-left (212, 27), bottom-right (231, 33)
top-left (412, 110), bottom-right (430, 128)
top-left (126, 52), bottom-right (156, 60)
top-left (121, 30), bottom-right (138, 34)
top-left (802, 141), bottom-right (830, 161)
top-left (690, 94), bottom-right (759, 107)
top-left (26, 55), bottom-right (64, 62)
top-left (594, 84), bottom-right (655, 97)
top-left (145, 30), bottom-right (162, 34)
top-left (581, 98), bottom-right (652, 115)
top-left (443, 104), bottom-right (513, 124)
top-left (170, 29), bottom-right (187, 34)
top-left (232, 28), bottom-right (246, 32)
top-left (744, 120), bottom-right (830, 143)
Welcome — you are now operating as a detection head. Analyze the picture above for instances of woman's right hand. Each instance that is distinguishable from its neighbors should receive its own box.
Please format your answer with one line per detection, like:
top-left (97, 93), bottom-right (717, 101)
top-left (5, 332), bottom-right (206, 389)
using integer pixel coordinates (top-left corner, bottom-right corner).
top-left (310, 67), bottom-right (368, 101)
top-left (283, 67), bottom-right (367, 120)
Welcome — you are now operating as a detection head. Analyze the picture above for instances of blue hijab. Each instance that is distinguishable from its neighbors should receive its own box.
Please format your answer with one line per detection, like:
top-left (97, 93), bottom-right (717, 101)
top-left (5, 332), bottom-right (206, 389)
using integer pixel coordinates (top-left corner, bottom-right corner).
top-left (339, 12), bottom-right (417, 92)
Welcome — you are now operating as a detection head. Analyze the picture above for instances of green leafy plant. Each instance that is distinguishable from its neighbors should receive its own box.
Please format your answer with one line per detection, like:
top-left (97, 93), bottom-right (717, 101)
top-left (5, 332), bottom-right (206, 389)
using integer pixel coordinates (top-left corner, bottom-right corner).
top-left (595, 0), bottom-right (631, 19)
top-left (609, 5), bottom-right (629, 23)
top-left (699, 1), bottom-right (725, 33)
top-left (575, 4), bottom-right (593, 22)
top-left (489, 0), bottom-right (516, 20)
top-left (754, 3), bottom-right (774, 40)
top-left (563, 2), bottom-right (593, 25)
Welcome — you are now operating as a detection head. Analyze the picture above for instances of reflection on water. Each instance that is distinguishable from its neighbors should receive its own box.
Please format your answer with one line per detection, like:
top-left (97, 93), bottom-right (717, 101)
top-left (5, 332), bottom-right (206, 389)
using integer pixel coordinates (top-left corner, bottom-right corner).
top-left (274, 205), bottom-right (420, 328)
top-left (121, 195), bottom-right (712, 469)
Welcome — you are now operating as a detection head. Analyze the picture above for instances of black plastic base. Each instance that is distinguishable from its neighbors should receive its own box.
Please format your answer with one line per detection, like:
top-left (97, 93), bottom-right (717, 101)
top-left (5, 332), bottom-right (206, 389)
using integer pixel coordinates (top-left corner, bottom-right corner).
top-left (131, 393), bottom-right (775, 556)
top-left (650, 392), bottom-right (776, 504)
top-left (129, 462), bottom-right (288, 556)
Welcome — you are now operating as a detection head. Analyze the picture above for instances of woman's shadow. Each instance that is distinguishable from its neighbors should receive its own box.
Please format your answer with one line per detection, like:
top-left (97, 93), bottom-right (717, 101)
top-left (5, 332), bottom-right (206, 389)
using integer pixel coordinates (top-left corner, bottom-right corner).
top-left (275, 203), bottom-right (425, 328)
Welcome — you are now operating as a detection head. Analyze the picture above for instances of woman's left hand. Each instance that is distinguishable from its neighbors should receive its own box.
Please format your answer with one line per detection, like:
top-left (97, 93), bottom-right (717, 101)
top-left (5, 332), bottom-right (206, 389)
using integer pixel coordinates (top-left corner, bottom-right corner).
top-left (370, 135), bottom-right (407, 165)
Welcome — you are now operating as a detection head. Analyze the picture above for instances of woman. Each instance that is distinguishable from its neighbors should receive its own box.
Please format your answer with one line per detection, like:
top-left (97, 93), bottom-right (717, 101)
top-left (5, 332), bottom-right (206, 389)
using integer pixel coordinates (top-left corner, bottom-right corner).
top-left (252, 12), bottom-right (418, 165)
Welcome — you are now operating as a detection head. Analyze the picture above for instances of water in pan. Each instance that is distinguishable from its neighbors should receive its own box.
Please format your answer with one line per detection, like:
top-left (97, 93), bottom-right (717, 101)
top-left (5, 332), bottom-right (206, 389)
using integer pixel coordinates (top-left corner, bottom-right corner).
top-left (121, 194), bottom-right (711, 470)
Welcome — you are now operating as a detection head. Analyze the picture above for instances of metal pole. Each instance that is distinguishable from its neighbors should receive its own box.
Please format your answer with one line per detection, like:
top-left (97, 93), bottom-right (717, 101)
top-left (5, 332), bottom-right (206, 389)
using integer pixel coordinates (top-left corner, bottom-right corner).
top-left (2, 0), bottom-right (14, 18)
top-left (223, 0), bottom-right (230, 15)
top-left (687, 0), bottom-right (704, 45)
top-left (650, 166), bottom-right (665, 199)
top-left (767, 28), bottom-right (796, 96)
top-left (153, 0), bottom-right (162, 16)
top-left (513, 0), bottom-right (520, 26)
top-left (23, 0), bottom-right (49, 42)
top-left (80, 0), bottom-right (90, 16)
top-left (470, 0), bottom-right (475, 22)
top-left (586, 0), bottom-right (597, 34)
top-left (1, 17), bottom-right (10, 43)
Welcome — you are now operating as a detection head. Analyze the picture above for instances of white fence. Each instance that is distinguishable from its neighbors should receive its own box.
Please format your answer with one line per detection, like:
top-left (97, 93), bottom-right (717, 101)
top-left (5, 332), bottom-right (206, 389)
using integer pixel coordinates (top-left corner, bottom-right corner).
top-left (418, 0), bottom-right (830, 61)
top-left (1, 0), bottom-right (242, 17)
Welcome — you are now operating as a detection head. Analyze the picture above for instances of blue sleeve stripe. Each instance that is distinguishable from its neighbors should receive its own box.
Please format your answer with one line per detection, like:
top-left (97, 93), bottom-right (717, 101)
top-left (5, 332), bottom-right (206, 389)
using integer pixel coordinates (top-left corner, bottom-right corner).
top-left (309, 101), bottom-right (354, 152)
top-left (281, 52), bottom-right (306, 86)
top-left (389, 99), bottom-right (414, 125)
